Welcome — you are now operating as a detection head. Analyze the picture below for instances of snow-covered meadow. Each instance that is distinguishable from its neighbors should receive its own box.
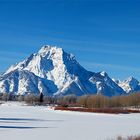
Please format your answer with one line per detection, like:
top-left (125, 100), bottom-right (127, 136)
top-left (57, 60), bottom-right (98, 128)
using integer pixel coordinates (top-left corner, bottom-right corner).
top-left (0, 102), bottom-right (140, 140)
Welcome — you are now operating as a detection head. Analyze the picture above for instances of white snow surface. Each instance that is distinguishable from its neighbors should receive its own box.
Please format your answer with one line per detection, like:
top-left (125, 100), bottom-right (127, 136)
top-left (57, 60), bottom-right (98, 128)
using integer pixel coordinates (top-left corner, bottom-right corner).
top-left (0, 102), bottom-right (140, 140)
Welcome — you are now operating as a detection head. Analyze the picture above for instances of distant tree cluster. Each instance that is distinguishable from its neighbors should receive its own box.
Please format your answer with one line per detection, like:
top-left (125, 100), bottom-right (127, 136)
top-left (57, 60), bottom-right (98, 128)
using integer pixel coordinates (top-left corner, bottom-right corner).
top-left (56, 95), bottom-right (77, 107)
top-left (22, 94), bottom-right (77, 106)
top-left (0, 92), bottom-right (140, 108)
top-left (77, 93), bottom-right (140, 108)
top-left (0, 93), bottom-right (17, 101)
top-left (0, 92), bottom-right (45, 105)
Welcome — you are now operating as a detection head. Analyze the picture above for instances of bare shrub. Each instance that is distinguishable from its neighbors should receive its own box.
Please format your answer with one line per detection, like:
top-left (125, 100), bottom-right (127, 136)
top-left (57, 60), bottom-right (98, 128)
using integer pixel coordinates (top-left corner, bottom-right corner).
top-left (77, 93), bottom-right (140, 109)
top-left (18, 95), bottom-right (24, 102)
top-left (24, 94), bottom-right (39, 105)
top-left (1, 93), bottom-right (9, 101)
top-left (57, 95), bottom-right (77, 107)
top-left (116, 135), bottom-right (140, 140)
top-left (77, 95), bottom-right (89, 107)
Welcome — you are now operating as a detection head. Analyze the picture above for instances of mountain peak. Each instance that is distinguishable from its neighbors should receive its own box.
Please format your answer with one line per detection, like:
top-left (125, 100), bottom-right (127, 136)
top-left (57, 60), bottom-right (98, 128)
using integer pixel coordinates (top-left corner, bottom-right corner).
top-left (38, 45), bottom-right (63, 56)
top-left (100, 71), bottom-right (108, 77)
top-left (127, 76), bottom-right (138, 82)
top-left (119, 76), bottom-right (139, 93)
top-left (39, 45), bottom-right (59, 51)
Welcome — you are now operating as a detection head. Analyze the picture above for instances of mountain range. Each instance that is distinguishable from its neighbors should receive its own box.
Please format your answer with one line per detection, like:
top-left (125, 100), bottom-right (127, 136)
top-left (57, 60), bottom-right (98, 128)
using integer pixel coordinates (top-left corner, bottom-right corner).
top-left (0, 45), bottom-right (139, 96)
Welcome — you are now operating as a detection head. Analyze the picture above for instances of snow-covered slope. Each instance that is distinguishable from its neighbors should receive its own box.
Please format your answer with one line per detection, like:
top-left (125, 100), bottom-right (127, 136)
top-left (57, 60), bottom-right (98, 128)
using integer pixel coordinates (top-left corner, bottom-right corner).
top-left (89, 71), bottom-right (124, 96)
top-left (0, 70), bottom-right (58, 95)
top-left (119, 77), bottom-right (140, 93)
top-left (0, 45), bottom-right (125, 96)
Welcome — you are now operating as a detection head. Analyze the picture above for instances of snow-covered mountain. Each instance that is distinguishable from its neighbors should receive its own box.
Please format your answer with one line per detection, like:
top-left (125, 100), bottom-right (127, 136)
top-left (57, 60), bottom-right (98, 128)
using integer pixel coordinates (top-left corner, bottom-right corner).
top-left (0, 45), bottom-right (125, 96)
top-left (119, 77), bottom-right (140, 93)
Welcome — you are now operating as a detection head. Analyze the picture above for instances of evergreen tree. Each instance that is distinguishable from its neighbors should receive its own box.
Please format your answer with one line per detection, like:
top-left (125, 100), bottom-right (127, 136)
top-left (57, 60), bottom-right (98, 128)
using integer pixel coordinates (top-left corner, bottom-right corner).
top-left (39, 92), bottom-right (44, 103)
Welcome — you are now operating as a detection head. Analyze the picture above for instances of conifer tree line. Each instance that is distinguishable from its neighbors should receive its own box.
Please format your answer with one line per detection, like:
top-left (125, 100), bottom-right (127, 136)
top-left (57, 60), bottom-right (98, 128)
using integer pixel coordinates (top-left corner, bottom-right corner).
top-left (0, 92), bottom-right (140, 108)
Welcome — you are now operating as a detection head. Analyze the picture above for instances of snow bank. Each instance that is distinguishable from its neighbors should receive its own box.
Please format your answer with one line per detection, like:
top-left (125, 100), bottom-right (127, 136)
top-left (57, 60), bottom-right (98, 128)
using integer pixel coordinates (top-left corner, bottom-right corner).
top-left (0, 102), bottom-right (140, 140)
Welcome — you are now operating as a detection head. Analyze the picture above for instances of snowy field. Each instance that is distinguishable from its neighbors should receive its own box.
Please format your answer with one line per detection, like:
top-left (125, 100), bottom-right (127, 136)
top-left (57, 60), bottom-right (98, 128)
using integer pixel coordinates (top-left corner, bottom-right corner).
top-left (0, 102), bottom-right (140, 140)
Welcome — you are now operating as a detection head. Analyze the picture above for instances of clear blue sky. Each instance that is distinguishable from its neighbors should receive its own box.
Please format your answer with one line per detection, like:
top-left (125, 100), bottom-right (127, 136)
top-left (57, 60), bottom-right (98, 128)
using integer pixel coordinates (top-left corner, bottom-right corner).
top-left (0, 0), bottom-right (140, 80)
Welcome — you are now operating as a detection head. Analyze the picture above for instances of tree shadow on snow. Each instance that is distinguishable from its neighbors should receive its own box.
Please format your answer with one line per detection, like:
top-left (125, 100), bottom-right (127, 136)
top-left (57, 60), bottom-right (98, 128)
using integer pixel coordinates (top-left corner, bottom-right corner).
top-left (0, 118), bottom-right (64, 122)
top-left (0, 118), bottom-right (44, 121)
top-left (0, 121), bottom-right (28, 123)
top-left (0, 126), bottom-right (55, 129)
top-left (0, 118), bottom-right (63, 129)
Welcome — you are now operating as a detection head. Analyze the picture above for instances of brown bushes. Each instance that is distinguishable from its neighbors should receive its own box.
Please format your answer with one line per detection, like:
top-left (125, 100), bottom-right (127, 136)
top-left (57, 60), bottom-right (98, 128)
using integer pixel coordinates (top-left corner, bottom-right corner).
top-left (77, 93), bottom-right (140, 109)
top-left (54, 106), bottom-right (140, 114)
top-left (117, 135), bottom-right (140, 140)
top-left (56, 95), bottom-right (77, 106)
top-left (54, 93), bottom-right (140, 114)
top-left (24, 94), bottom-right (39, 105)
top-left (78, 95), bottom-right (110, 108)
